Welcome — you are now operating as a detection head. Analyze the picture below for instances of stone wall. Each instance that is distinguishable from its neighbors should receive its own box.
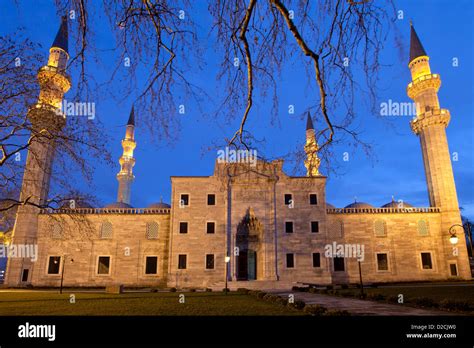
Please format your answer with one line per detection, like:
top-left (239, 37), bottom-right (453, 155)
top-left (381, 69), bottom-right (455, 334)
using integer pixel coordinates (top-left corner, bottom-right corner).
top-left (31, 211), bottom-right (170, 287)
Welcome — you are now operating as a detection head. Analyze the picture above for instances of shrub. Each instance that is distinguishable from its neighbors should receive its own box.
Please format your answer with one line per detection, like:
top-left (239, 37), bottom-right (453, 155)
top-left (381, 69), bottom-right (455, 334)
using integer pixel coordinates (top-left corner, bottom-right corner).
top-left (205, 288), bottom-right (213, 292)
top-left (410, 297), bottom-right (438, 308)
top-left (292, 286), bottom-right (301, 291)
top-left (189, 288), bottom-right (196, 292)
top-left (257, 291), bottom-right (267, 299)
top-left (367, 293), bottom-right (386, 301)
top-left (303, 304), bottom-right (327, 316)
top-left (326, 285), bottom-right (333, 290)
top-left (341, 284), bottom-right (349, 289)
top-left (439, 299), bottom-right (472, 312)
top-left (248, 290), bottom-right (261, 297)
top-left (320, 289), bottom-right (329, 294)
top-left (222, 288), bottom-right (230, 293)
top-left (276, 297), bottom-right (288, 306)
top-left (386, 295), bottom-right (399, 304)
top-left (288, 299), bottom-right (306, 310)
top-left (308, 287), bottom-right (318, 294)
top-left (151, 288), bottom-right (159, 293)
top-left (169, 287), bottom-right (177, 292)
top-left (237, 288), bottom-right (249, 294)
top-left (324, 309), bottom-right (350, 316)
top-left (263, 294), bottom-right (278, 302)
top-left (340, 291), bottom-right (355, 298)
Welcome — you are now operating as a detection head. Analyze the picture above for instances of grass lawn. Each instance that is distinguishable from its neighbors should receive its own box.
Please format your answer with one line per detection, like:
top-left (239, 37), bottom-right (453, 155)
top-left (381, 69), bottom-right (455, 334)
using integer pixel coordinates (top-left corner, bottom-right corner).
top-left (0, 291), bottom-right (305, 316)
top-left (338, 284), bottom-right (474, 302)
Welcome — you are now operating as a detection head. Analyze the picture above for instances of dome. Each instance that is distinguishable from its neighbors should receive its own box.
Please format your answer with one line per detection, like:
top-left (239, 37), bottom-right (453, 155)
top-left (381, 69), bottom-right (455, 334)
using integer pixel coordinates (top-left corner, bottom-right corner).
top-left (326, 203), bottom-right (336, 209)
top-left (104, 202), bottom-right (133, 209)
top-left (381, 200), bottom-right (414, 208)
top-left (344, 201), bottom-right (374, 209)
top-left (147, 202), bottom-right (171, 209)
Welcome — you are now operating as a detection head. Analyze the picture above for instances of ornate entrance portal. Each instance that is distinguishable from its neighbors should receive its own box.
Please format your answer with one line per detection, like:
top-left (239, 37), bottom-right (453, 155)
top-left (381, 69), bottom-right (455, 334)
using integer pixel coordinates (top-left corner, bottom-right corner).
top-left (236, 208), bottom-right (262, 281)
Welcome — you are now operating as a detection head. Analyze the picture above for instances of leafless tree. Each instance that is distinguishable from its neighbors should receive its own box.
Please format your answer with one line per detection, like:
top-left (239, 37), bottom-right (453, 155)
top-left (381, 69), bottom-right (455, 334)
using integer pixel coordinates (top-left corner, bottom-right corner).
top-left (1, 0), bottom-right (399, 218)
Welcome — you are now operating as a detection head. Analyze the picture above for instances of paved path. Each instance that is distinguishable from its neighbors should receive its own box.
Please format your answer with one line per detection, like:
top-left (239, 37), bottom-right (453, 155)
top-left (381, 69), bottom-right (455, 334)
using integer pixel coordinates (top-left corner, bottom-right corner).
top-left (272, 291), bottom-right (455, 316)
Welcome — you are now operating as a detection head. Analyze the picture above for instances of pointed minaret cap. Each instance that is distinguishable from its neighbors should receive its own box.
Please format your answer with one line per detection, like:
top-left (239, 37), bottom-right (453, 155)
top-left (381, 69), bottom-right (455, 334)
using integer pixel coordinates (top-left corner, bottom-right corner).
top-left (127, 106), bottom-right (135, 126)
top-left (409, 22), bottom-right (427, 64)
top-left (52, 15), bottom-right (69, 54)
top-left (306, 112), bottom-right (314, 131)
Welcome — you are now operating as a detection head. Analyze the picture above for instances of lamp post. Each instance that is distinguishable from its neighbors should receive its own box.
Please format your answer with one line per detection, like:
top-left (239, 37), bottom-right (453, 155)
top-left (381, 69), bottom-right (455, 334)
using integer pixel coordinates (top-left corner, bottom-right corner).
top-left (58, 255), bottom-right (74, 294)
top-left (224, 256), bottom-right (230, 295)
top-left (448, 224), bottom-right (462, 246)
top-left (358, 261), bottom-right (364, 298)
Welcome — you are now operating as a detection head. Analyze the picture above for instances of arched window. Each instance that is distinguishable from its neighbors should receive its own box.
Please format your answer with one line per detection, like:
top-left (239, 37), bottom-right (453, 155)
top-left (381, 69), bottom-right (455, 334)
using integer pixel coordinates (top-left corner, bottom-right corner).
top-left (146, 222), bottom-right (159, 240)
top-left (100, 222), bottom-right (113, 239)
top-left (374, 220), bottom-right (386, 236)
top-left (418, 220), bottom-right (429, 236)
top-left (329, 220), bottom-right (344, 237)
top-left (51, 224), bottom-right (62, 239)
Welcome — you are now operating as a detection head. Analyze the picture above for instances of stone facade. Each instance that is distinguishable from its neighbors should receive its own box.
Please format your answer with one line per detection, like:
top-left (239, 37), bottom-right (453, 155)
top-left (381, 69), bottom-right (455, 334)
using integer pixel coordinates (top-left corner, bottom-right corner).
top-left (4, 22), bottom-right (472, 289)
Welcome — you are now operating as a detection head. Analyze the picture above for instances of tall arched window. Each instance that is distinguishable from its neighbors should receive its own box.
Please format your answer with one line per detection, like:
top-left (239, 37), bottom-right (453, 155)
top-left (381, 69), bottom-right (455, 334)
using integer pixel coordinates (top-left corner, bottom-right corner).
top-left (51, 224), bottom-right (62, 239)
top-left (146, 222), bottom-right (159, 240)
top-left (374, 220), bottom-right (386, 236)
top-left (100, 222), bottom-right (113, 239)
top-left (418, 220), bottom-right (429, 236)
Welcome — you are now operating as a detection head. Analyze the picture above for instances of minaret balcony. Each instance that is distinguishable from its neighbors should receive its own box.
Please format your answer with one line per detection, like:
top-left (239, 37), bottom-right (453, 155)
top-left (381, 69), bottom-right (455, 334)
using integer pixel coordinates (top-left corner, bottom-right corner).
top-left (27, 102), bottom-right (66, 131)
top-left (119, 156), bottom-right (136, 166)
top-left (410, 108), bottom-right (450, 134)
top-left (121, 139), bottom-right (137, 150)
top-left (38, 65), bottom-right (72, 93)
top-left (407, 73), bottom-right (441, 99)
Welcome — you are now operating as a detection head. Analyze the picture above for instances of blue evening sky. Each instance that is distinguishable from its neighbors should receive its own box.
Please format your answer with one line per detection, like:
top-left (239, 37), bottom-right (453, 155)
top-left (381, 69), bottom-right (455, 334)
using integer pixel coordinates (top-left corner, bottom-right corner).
top-left (1, 0), bottom-right (473, 218)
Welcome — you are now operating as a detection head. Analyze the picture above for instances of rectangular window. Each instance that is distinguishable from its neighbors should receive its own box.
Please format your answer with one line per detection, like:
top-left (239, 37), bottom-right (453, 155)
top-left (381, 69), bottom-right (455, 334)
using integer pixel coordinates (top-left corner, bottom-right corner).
top-left (421, 252), bottom-right (433, 269)
top-left (311, 221), bottom-right (319, 233)
top-left (312, 253), bottom-right (321, 268)
top-left (207, 194), bottom-right (216, 206)
top-left (309, 194), bottom-right (318, 205)
top-left (206, 222), bottom-right (215, 234)
top-left (145, 256), bottom-right (158, 275)
top-left (179, 222), bottom-right (188, 234)
top-left (334, 257), bottom-right (345, 272)
top-left (178, 255), bottom-right (187, 269)
top-left (47, 256), bottom-right (61, 274)
top-left (449, 263), bottom-right (458, 276)
top-left (206, 254), bottom-right (215, 269)
top-left (285, 221), bottom-right (294, 233)
top-left (21, 269), bottom-right (29, 282)
top-left (376, 253), bottom-right (389, 271)
top-left (284, 194), bottom-right (292, 206)
top-left (180, 194), bottom-right (189, 206)
top-left (98, 256), bottom-right (110, 275)
top-left (286, 253), bottom-right (295, 268)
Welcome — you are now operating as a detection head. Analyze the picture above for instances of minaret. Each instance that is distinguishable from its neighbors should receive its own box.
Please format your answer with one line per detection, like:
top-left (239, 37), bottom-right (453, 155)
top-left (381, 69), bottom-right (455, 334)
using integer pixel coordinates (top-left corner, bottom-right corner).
top-left (304, 112), bottom-right (321, 176)
top-left (116, 107), bottom-right (136, 205)
top-left (408, 24), bottom-right (471, 279)
top-left (5, 16), bottom-right (71, 286)
top-left (407, 24), bottom-right (458, 211)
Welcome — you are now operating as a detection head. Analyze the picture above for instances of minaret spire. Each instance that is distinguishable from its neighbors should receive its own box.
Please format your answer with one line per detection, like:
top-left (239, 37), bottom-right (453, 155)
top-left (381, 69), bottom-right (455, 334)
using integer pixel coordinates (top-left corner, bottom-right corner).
top-left (304, 112), bottom-right (321, 176)
top-left (409, 23), bottom-right (427, 64)
top-left (47, 15), bottom-right (69, 71)
top-left (116, 107), bottom-right (137, 205)
top-left (52, 15), bottom-right (69, 54)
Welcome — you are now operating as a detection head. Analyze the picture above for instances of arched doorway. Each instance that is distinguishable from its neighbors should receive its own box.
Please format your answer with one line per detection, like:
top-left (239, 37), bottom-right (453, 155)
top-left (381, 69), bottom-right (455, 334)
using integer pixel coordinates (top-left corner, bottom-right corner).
top-left (236, 207), bottom-right (262, 281)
